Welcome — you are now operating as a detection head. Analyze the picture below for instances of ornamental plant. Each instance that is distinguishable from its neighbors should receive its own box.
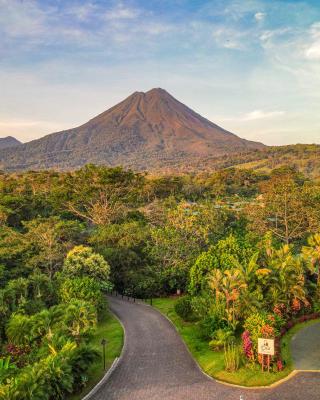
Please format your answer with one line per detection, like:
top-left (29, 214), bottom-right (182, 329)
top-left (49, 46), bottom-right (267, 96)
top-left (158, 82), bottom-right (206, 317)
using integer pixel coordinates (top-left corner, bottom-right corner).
top-left (291, 298), bottom-right (301, 314)
top-left (241, 330), bottom-right (253, 361)
top-left (260, 323), bottom-right (274, 338)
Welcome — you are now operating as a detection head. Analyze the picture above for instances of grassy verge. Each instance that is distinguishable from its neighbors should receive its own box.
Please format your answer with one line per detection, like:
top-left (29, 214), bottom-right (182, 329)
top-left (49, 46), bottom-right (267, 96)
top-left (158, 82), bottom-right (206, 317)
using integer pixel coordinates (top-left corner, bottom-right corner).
top-left (153, 298), bottom-right (318, 387)
top-left (69, 307), bottom-right (124, 400)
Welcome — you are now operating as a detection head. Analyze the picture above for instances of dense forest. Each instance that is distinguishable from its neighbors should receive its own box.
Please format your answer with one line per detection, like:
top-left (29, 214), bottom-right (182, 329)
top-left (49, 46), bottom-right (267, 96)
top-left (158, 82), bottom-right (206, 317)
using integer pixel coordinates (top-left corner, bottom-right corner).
top-left (0, 164), bottom-right (320, 398)
top-left (163, 144), bottom-right (320, 178)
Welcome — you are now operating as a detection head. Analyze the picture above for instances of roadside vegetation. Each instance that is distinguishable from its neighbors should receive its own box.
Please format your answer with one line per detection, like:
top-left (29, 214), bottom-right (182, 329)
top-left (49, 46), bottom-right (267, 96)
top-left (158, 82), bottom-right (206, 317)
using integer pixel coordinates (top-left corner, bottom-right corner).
top-left (68, 308), bottom-right (123, 400)
top-left (154, 298), bottom-right (320, 386)
top-left (0, 163), bottom-right (319, 395)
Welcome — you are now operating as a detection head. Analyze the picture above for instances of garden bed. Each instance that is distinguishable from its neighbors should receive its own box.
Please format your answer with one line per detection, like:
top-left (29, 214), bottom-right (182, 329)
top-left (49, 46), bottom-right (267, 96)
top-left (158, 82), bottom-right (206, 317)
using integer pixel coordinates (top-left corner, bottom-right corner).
top-left (153, 297), bottom-right (319, 387)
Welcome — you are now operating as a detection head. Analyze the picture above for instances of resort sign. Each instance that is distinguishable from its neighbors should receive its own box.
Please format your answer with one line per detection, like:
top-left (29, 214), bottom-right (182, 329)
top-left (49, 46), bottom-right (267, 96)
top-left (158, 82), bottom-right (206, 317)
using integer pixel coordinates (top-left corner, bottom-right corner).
top-left (258, 338), bottom-right (275, 356)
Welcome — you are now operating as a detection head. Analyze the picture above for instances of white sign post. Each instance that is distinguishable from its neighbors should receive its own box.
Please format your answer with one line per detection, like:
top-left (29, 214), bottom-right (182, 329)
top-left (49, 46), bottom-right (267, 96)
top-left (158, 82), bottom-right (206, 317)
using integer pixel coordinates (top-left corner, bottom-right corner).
top-left (258, 338), bottom-right (275, 372)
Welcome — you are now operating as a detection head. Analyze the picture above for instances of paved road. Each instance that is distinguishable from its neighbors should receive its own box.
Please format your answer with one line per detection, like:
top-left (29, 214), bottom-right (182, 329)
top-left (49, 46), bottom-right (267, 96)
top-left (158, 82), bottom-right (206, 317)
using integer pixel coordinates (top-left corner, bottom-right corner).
top-left (90, 297), bottom-right (320, 400)
top-left (292, 321), bottom-right (320, 370)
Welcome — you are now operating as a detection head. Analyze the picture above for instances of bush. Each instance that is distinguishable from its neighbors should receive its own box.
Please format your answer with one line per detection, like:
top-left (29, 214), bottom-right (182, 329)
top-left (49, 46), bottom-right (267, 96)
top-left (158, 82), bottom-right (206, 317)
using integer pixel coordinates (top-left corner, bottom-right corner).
top-left (200, 314), bottom-right (228, 340)
top-left (58, 277), bottom-right (104, 311)
top-left (209, 328), bottom-right (235, 350)
top-left (244, 313), bottom-right (267, 344)
top-left (174, 296), bottom-right (194, 321)
top-left (190, 295), bottom-right (210, 320)
top-left (63, 246), bottom-right (110, 282)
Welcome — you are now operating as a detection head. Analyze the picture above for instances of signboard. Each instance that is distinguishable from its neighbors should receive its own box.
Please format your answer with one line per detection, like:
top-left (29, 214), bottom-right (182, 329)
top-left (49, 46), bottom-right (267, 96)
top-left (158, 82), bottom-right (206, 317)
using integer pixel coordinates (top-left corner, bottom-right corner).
top-left (258, 338), bottom-right (275, 356)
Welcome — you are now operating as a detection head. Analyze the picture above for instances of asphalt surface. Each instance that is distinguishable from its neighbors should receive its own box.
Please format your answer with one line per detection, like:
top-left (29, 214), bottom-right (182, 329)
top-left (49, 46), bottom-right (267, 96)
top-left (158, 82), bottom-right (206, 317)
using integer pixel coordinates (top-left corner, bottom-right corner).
top-left (89, 297), bottom-right (320, 400)
top-left (292, 321), bottom-right (320, 370)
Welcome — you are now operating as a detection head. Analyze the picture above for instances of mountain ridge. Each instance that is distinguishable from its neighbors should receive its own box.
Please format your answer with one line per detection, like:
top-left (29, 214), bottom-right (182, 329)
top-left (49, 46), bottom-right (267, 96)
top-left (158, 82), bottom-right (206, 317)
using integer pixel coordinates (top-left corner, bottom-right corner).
top-left (0, 136), bottom-right (21, 150)
top-left (0, 88), bottom-right (265, 171)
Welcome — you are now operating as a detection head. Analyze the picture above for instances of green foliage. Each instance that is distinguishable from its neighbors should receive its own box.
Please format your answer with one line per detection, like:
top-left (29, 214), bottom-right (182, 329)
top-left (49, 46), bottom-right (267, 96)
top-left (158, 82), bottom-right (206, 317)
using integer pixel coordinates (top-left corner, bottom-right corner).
top-left (6, 314), bottom-right (33, 346)
top-left (189, 234), bottom-right (254, 296)
top-left (58, 277), bottom-right (103, 310)
top-left (243, 313), bottom-right (267, 348)
top-left (0, 341), bottom-right (77, 400)
top-left (209, 328), bottom-right (235, 350)
top-left (62, 300), bottom-right (97, 340)
top-left (189, 252), bottom-right (215, 296)
top-left (174, 296), bottom-right (194, 321)
top-left (224, 342), bottom-right (241, 372)
top-left (0, 357), bottom-right (17, 384)
top-left (199, 302), bottom-right (228, 339)
top-left (0, 164), bottom-right (319, 392)
top-left (63, 246), bottom-right (110, 282)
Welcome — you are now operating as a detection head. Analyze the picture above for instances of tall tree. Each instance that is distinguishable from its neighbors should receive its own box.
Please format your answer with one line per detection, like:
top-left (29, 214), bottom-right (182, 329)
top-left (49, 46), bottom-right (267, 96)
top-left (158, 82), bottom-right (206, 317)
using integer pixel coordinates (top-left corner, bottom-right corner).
top-left (247, 175), bottom-right (320, 244)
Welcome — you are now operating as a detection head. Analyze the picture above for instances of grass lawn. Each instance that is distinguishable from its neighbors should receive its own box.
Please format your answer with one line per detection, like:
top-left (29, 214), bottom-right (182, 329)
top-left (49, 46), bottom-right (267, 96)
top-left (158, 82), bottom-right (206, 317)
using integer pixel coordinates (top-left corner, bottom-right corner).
top-left (68, 306), bottom-right (124, 400)
top-left (153, 297), bottom-right (318, 387)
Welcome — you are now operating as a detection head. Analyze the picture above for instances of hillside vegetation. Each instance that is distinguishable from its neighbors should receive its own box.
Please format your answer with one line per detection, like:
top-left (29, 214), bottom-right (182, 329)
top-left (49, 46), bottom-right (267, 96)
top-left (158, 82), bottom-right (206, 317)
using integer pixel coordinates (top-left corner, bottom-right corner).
top-left (0, 164), bottom-right (319, 397)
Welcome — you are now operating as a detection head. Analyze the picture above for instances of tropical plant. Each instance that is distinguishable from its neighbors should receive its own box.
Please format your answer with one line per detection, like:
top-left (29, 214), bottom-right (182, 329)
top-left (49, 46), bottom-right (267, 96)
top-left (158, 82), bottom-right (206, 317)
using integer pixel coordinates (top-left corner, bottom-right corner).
top-left (63, 245), bottom-right (110, 282)
top-left (224, 342), bottom-right (241, 372)
top-left (209, 328), bottom-right (235, 350)
top-left (62, 300), bottom-right (97, 341)
top-left (174, 296), bottom-right (194, 321)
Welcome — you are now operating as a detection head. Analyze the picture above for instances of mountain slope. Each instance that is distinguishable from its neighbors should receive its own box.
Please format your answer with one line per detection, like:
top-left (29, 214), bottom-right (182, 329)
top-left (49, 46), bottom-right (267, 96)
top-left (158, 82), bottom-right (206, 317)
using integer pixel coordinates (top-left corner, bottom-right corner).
top-left (0, 136), bottom-right (21, 150)
top-left (0, 88), bottom-right (264, 171)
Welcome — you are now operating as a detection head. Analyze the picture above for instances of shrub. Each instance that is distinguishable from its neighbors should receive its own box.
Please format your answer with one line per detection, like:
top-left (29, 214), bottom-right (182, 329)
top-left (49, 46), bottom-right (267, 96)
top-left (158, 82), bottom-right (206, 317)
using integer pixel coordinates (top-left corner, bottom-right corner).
top-left (58, 277), bottom-right (103, 310)
top-left (174, 296), bottom-right (194, 321)
top-left (209, 328), bottom-right (235, 350)
top-left (243, 312), bottom-right (267, 354)
top-left (68, 344), bottom-right (100, 392)
top-left (190, 295), bottom-right (211, 320)
top-left (198, 299), bottom-right (227, 339)
top-left (63, 246), bottom-right (110, 282)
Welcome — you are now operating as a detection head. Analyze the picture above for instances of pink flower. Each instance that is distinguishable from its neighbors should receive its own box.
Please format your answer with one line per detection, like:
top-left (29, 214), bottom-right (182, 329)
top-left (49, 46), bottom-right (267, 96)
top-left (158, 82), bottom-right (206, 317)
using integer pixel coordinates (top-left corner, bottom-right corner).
top-left (242, 330), bottom-right (253, 359)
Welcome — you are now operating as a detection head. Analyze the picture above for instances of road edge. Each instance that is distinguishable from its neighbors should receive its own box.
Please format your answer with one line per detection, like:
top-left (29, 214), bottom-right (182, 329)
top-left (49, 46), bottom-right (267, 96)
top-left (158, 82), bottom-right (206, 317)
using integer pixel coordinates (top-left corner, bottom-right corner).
top-left (82, 304), bottom-right (127, 400)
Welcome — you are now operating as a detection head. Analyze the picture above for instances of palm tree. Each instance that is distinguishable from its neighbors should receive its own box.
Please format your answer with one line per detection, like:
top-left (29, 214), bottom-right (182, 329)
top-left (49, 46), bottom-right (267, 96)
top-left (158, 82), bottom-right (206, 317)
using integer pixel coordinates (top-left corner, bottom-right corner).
top-left (6, 314), bottom-right (33, 345)
top-left (209, 268), bottom-right (247, 331)
top-left (63, 300), bottom-right (97, 342)
top-left (267, 244), bottom-right (307, 310)
top-left (30, 309), bottom-right (55, 342)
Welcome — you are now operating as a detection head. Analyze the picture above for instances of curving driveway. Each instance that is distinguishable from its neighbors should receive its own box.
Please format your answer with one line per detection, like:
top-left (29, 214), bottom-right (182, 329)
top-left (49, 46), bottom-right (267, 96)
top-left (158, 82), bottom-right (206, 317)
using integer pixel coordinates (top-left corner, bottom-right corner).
top-left (292, 321), bottom-right (320, 371)
top-left (90, 297), bottom-right (320, 400)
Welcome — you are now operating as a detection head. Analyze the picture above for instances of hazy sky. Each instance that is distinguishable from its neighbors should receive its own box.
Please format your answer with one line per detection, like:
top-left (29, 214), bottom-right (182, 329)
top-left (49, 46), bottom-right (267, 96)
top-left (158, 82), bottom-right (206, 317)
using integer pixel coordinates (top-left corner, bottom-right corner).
top-left (0, 0), bottom-right (319, 145)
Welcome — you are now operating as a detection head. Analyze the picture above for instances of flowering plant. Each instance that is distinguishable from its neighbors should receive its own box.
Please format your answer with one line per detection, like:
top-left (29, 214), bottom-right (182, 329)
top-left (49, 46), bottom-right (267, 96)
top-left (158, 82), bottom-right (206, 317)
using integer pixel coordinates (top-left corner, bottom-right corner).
top-left (241, 330), bottom-right (254, 361)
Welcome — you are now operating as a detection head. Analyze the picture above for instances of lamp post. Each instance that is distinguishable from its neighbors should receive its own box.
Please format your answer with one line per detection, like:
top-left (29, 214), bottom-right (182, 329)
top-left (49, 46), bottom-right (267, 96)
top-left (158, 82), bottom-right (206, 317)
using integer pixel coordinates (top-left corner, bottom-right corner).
top-left (101, 338), bottom-right (107, 370)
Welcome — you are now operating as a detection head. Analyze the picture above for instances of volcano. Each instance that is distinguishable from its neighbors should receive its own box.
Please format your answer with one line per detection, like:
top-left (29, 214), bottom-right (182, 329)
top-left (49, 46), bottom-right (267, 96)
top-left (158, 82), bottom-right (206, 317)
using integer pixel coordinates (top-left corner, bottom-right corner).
top-left (0, 88), bottom-right (264, 171)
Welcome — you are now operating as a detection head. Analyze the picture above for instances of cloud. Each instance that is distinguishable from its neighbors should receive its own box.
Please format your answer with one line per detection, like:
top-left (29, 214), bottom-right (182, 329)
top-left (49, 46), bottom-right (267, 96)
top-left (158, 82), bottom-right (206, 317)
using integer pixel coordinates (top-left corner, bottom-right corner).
top-left (219, 110), bottom-right (286, 123)
top-left (66, 2), bottom-right (98, 21)
top-left (105, 3), bottom-right (140, 20)
top-left (254, 12), bottom-right (266, 21)
top-left (241, 110), bottom-right (285, 121)
top-left (305, 22), bottom-right (320, 60)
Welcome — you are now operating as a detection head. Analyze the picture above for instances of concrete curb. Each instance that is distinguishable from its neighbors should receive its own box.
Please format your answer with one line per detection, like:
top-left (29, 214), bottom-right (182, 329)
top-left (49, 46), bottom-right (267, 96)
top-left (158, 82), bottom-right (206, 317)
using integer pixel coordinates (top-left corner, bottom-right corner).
top-left (82, 357), bottom-right (120, 400)
top-left (82, 306), bottom-right (127, 400)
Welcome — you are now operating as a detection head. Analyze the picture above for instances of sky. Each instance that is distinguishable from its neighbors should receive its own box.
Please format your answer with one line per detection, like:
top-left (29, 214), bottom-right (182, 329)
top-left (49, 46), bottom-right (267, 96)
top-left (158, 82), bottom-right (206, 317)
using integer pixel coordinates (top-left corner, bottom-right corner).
top-left (0, 0), bottom-right (319, 145)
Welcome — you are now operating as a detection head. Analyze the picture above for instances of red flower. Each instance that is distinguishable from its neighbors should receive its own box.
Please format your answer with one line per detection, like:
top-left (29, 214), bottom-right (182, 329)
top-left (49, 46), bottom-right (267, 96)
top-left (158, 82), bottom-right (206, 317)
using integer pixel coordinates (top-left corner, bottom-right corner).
top-left (277, 359), bottom-right (283, 371)
top-left (291, 298), bottom-right (301, 314)
top-left (242, 330), bottom-right (253, 360)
